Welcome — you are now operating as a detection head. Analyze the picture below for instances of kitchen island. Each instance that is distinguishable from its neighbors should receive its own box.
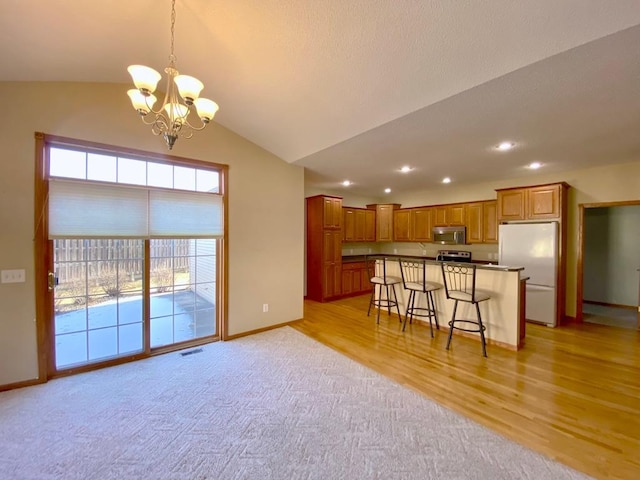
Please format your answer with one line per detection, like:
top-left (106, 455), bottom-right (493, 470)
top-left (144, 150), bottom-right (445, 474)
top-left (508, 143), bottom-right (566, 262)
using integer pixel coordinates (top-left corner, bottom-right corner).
top-left (368, 255), bottom-right (527, 350)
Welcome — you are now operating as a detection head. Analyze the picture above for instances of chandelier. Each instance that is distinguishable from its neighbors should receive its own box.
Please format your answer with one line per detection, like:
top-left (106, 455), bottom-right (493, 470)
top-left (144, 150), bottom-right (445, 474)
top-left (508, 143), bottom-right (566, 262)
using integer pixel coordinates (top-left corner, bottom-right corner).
top-left (127, 0), bottom-right (219, 150)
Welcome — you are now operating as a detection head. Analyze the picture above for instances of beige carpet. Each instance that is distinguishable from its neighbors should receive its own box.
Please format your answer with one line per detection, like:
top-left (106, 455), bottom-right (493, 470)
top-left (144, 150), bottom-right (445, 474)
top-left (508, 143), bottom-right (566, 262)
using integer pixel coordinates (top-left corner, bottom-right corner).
top-left (0, 327), bottom-right (590, 479)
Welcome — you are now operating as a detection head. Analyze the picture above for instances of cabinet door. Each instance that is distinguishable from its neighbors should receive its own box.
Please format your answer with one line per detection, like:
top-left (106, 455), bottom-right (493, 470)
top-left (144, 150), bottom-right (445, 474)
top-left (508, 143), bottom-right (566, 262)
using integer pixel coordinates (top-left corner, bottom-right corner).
top-left (482, 200), bottom-right (498, 243)
top-left (341, 269), bottom-right (353, 295)
top-left (323, 231), bottom-right (342, 262)
top-left (323, 264), bottom-right (342, 298)
top-left (393, 209), bottom-right (412, 241)
top-left (528, 184), bottom-right (561, 219)
top-left (412, 207), bottom-right (433, 241)
top-left (466, 202), bottom-right (483, 243)
top-left (323, 197), bottom-right (342, 229)
top-left (434, 206), bottom-right (448, 226)
top-left (343, 208), bottom-right (355, 241)
top-left (354, 209), bottom-right (366, 241)
top-left (448, 204), bottom-right (466, 225)
top-left (376, 205), bottom-right (394, 241)
top-left (497, 189), bottom-right (526, 221)
top-left (364, 210), bottom-right (376, 241)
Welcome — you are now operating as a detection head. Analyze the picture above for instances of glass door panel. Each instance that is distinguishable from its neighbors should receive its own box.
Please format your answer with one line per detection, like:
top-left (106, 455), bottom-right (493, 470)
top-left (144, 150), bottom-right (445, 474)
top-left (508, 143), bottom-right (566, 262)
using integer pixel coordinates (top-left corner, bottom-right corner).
top-left (53, 239), bottom-right (145, 369)
top-left (150, 239), bottom-right (217, 348)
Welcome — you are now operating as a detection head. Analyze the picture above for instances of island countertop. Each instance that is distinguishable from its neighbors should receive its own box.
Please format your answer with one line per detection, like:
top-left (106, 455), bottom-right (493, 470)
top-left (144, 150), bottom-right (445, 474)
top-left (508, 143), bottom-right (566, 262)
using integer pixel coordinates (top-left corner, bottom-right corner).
top-left (350, 254), bottom-right (525, 272)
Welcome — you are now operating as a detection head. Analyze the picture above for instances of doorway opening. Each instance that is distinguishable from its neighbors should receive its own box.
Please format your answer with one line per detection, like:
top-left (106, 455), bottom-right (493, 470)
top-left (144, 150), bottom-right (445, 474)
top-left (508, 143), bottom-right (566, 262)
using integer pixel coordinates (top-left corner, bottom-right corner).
top-left (577, 201), bottom-right (640, 330)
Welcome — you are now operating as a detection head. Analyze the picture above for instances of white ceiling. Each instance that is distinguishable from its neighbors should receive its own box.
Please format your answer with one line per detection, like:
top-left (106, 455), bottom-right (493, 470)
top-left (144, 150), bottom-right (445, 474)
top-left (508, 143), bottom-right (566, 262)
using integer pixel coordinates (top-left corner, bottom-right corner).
top-left (2, 1), bottom-right (640, 197)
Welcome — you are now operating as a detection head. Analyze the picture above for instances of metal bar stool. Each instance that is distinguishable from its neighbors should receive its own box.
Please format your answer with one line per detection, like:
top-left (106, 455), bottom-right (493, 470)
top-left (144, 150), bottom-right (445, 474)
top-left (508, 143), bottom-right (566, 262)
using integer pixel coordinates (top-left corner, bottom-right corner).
top-left (440, 262), bottom-right (491, 356)
top-left (365, 255), bottom-right (402, 324)
top-left (398, 258), bottom-right (442, 337)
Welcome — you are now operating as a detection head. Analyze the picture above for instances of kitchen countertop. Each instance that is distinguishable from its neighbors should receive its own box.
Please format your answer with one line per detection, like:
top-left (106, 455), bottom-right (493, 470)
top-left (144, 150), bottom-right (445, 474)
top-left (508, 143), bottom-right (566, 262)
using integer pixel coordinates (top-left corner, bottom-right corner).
top-left (342, 254), bottom-right (524, 272)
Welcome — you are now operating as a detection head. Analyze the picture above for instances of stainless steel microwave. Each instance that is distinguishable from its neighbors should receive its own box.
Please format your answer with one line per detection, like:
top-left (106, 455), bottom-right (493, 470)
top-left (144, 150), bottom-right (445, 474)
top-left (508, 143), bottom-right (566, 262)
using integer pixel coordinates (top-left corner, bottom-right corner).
top-left (432, 226), bottom-right (466, 245)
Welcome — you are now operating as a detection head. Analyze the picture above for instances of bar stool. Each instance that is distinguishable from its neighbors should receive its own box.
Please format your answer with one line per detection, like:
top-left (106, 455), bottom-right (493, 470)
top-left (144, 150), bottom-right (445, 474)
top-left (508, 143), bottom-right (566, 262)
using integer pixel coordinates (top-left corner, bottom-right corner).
top-left (365, 256), bottom-right (402, 324)
top-left (440, 262), bottom-right (490, 356)
top-left (398, 259), bottom-right (442, 337)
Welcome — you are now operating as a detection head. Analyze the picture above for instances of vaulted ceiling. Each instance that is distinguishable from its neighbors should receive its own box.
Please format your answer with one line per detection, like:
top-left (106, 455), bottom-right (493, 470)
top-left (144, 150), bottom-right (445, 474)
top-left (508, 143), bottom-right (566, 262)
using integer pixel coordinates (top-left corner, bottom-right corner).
top-left (2, 1), bottom-right (639, 196)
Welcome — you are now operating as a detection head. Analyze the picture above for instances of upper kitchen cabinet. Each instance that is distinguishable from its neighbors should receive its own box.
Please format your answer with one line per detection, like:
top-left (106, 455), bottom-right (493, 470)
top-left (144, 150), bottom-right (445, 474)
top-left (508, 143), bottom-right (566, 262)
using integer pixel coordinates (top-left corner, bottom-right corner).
top-left (322, 196), bottom-right (343, 229)
top-left (497, 183), bottom-right (568, 222)
top-left (368, 204), bottom-right (400, 242)
top-left (482, 200), bottom-right (498, 243)
top-left (434, 203), bottom-right (466, 226)
top-left (412, 207), bottom-right (433, 241)
top-left (393, 209), bottom-right (412, 241)
top-left (343, 207), bottom-right (376, 242)
top-left (465, 202), bottom-right (484, 243)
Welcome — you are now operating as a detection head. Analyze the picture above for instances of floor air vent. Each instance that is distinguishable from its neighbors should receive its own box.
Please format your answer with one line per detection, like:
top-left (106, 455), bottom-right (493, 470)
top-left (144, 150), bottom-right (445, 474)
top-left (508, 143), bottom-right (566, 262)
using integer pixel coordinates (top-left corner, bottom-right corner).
top-left (180, 348), bottom-right (203, 357)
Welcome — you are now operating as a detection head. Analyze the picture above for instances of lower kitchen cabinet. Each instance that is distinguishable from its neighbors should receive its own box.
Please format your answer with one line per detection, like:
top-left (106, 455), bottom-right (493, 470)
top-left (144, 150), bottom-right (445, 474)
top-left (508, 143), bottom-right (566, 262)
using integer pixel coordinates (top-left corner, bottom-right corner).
top-left (341, 262), bottom-right (372, 296)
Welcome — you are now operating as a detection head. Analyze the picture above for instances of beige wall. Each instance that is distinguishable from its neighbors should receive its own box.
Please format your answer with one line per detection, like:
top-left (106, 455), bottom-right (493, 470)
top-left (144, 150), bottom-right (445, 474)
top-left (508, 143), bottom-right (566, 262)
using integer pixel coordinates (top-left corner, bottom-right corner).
top-left (0, 82), bottom-right (304, 386)
top-left (387, 161), bottom-right (640, 318)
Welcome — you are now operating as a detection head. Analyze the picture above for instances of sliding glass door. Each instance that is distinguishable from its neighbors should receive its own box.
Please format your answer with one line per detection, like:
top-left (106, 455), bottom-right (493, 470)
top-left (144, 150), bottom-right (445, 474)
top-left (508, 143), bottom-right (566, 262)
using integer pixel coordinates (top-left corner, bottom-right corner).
top-left (36, 134), bottom-right (227, 376)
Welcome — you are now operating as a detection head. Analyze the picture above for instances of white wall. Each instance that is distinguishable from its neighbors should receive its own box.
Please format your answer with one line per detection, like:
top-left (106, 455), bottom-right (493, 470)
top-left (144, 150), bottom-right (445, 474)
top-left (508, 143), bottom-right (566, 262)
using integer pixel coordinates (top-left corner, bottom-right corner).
top-left (584, 206), bottom-right (640, 306)
top-left (0, 82), bottom-right (304, 386)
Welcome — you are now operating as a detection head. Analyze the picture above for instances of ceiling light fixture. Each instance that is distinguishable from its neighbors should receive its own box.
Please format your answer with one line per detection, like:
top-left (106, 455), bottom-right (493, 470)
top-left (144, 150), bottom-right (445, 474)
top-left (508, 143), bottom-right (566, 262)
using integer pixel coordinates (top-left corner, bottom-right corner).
top-left (496, 141), bottom-right (515, 151)
top-left (400, 166), bottom-right (412, 173)
top-left (384, 188), bottom-right (391, 193)
top-left (442, 177), bottom-right (451, 184)
top-left (342, 180), bottom-right (352, 186)
top-left (127, 0), bottom-right (219, 150)
top-left (528, 162), bottom-right (542, 169)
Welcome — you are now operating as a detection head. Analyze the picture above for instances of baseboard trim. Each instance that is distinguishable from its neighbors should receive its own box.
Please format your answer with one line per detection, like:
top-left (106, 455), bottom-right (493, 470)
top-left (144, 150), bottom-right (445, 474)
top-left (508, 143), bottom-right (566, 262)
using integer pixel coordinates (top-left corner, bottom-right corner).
top-left (584, 300), bottom-right (636, 310)
top-left (225, 319), bottom-right (303, 341)
top-left (0, 376), bottom-right (45, 393)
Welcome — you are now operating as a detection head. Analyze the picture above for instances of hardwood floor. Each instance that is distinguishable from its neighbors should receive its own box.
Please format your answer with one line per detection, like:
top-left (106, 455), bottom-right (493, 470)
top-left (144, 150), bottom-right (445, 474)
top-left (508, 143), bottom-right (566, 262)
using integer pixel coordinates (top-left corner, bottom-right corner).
top-left (292, 295), bottom-right (640, 480)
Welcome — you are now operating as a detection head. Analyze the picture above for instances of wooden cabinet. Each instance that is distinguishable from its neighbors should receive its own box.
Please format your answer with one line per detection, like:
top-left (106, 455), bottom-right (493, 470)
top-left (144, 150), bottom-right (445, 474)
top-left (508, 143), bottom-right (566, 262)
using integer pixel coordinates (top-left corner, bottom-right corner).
top-left (466, 202), bottom-right (484, 244)
top-left (412, 207), bottom-right (433, 241)
top-left (393, 209), bottom-right (412, 241)
top-left (528, 184), bottom-right (562, 219)
top-left (368, 204), bottom-right (400, 242)
top-left (364, 209), bottom-right (376, 241)
top-left (322, 196), bottom-right (342, 229)
top-left (482, 200), bottom-right (498, 243)
top-left (307, 195), bottom-right (343, 302)
top-left (497, 188), bottom-right (526, 221)
top-left (343, 207), bottom-right (376, 242)
top-left (393, 207), bottom-right (433, 242)
top-left (465, 201), bottom-right (497, 244)
top-left (434, 204), bottom-right (466, 226)
top-left (341, 261), bottom-right (371, 297)
top-left (497, 183), bottom-right (567, 222)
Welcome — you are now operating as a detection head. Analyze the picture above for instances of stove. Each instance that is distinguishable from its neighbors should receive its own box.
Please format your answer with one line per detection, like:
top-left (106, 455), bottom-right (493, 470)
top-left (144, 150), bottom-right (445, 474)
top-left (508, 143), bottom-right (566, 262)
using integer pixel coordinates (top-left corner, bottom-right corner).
top-left (436, 250), bottom-right (472, 263)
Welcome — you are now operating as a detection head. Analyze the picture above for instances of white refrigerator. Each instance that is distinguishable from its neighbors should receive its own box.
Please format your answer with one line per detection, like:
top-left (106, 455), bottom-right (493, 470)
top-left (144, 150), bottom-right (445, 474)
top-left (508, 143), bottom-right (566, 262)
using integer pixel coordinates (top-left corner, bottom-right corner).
top-left (499, 222), bottom-right (558, 327)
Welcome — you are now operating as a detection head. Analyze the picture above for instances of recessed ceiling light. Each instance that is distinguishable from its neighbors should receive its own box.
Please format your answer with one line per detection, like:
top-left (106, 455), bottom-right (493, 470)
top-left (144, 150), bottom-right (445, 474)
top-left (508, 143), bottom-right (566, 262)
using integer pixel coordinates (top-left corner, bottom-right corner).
top-left (384, 188), bottom-right (391, 194)
top-left (442, 177), bottom-right (451, 184)
top-left (342, 180), bottom-right (352, 186)
top-left (496, 141), bottom-right (515, 151)
top-left (528, 162), bottom-right (542, 169)
top-left (399, 166), bottom-right (412, 173)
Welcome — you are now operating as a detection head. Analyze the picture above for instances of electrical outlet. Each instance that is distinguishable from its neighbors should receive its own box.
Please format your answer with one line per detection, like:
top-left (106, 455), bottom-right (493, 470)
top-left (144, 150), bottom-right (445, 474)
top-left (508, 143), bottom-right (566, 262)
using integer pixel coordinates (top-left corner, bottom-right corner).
top-left (263, 303), bottom-right (269, 313)
top-left (1, 269), bottom-right (26, 284)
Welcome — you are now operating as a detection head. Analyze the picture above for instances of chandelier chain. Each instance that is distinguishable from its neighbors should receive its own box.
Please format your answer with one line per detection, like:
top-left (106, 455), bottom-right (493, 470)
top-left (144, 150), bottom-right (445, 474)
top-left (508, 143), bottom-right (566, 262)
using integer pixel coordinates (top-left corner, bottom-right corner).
top-left (169, 0), bottom-right (176, 64)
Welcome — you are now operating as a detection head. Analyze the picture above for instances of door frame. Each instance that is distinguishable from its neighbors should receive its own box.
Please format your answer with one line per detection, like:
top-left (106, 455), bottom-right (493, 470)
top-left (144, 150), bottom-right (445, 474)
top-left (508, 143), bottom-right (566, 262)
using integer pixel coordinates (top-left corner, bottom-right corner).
top-left (576, 200), bottom-right (640, 328)
top-left (34, 133), bottom-right (229, 382)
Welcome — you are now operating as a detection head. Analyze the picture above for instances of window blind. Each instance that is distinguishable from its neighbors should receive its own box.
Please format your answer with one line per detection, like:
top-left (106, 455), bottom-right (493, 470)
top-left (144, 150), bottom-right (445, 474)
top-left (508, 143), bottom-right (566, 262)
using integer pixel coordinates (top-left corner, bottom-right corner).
top-left (49, 179), bottom-right (223, 238)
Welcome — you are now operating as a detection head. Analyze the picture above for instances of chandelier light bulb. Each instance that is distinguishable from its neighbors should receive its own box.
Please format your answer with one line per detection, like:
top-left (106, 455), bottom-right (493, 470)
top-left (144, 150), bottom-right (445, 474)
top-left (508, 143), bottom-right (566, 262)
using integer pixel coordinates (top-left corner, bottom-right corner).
top-left (174, 75), bottom-right (204, 105)
top-left (127, 65), bottom-right (161, 95)
top-left (194, 98), bottom-right (219, 123)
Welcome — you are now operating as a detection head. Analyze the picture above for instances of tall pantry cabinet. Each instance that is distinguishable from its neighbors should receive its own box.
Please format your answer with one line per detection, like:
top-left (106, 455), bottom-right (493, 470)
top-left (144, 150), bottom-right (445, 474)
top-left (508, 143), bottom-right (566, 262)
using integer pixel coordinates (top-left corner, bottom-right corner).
top-left (306, 195), bottom-right (343, 302)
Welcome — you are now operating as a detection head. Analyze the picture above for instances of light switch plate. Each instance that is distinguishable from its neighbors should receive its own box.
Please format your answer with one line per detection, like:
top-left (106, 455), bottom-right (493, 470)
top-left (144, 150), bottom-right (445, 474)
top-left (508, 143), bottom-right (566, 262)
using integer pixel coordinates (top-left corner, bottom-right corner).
top-left (1, 269), bottom-right (26, 284)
